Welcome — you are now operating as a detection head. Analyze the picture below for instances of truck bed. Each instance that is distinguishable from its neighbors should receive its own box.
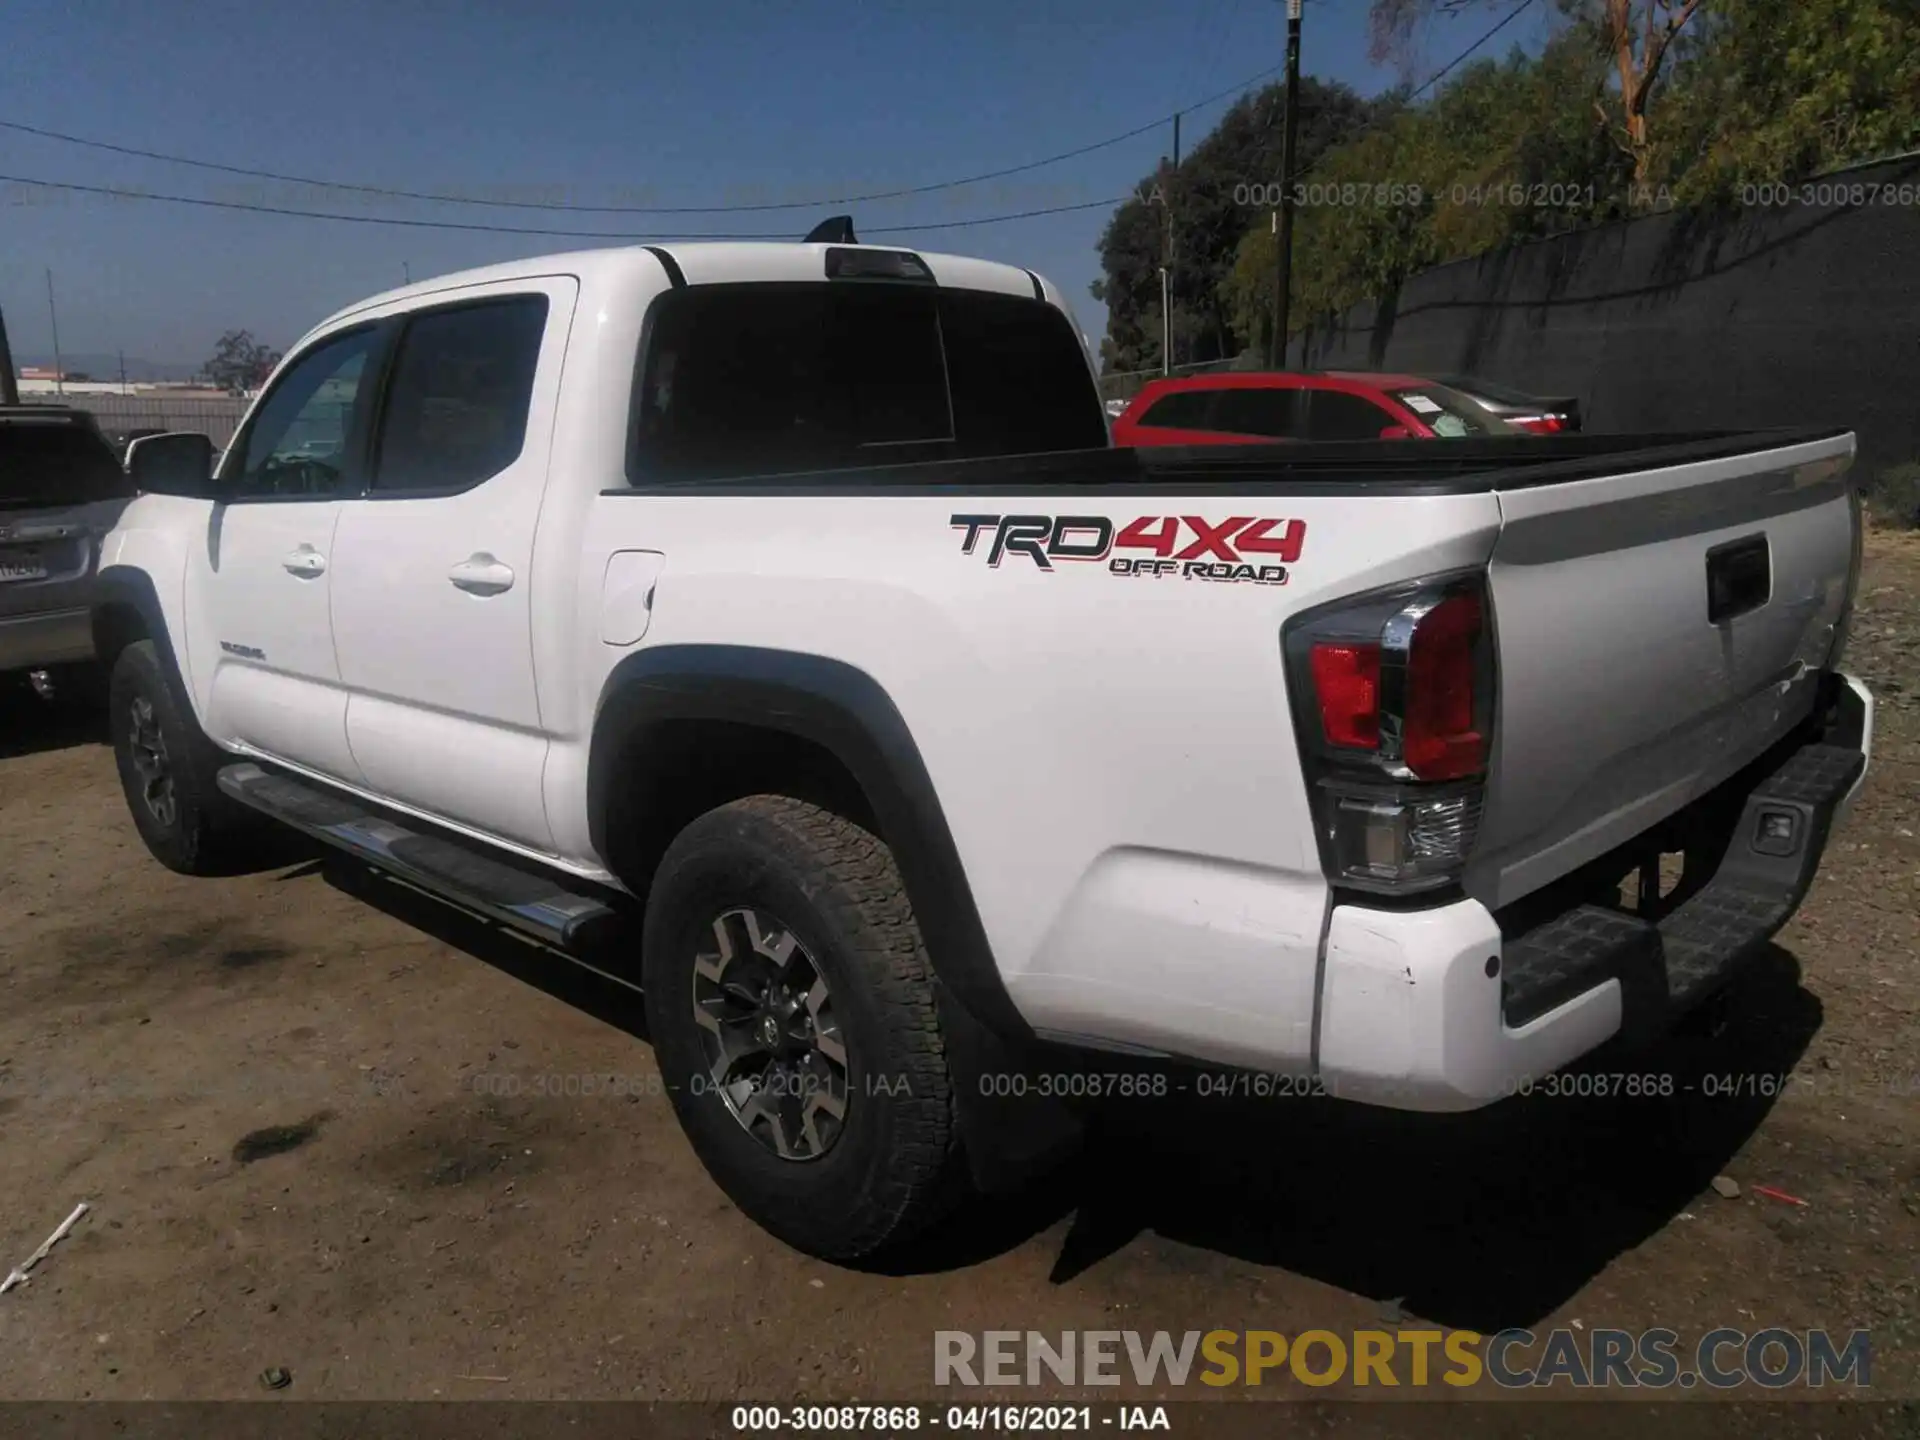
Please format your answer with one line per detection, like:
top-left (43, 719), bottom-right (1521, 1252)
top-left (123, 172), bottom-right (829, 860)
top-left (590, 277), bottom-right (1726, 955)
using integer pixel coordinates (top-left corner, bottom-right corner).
top-left (614, 426), bottom-right (1853, 496)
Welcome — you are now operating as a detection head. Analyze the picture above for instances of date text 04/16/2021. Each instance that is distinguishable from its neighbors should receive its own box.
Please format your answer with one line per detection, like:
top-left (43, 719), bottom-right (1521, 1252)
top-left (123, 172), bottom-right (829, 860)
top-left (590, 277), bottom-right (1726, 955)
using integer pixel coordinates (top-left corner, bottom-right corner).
top-left (730, 1405), bottom-right (1166, 1432)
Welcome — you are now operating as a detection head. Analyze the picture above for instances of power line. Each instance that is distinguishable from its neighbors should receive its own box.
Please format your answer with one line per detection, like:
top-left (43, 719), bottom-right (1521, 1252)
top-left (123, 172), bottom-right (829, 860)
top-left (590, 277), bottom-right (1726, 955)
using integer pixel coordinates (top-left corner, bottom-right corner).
top-left (0, 172), bottom-right (1125, 239)
top-left (0, 58), bottom-right (1287, 217)
top-left (0, 3), bottom-right (1541, 247)
top-left (1404, 0), bottom-right (1540, 101)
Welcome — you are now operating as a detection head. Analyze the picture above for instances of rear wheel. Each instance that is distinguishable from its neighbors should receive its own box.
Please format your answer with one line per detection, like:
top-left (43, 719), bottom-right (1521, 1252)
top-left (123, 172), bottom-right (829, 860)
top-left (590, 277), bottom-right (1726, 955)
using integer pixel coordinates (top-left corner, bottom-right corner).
top-left (642, 795), bottom-right (961, 1261)
top-left (108, 640), bottom-right (254, 875)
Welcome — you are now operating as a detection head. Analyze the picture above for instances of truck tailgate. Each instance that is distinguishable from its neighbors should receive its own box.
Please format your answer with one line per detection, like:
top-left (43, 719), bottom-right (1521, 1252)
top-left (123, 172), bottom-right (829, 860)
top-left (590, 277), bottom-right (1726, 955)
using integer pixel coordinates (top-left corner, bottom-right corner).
top-left (1466, 431), bottom-right (1858, 911)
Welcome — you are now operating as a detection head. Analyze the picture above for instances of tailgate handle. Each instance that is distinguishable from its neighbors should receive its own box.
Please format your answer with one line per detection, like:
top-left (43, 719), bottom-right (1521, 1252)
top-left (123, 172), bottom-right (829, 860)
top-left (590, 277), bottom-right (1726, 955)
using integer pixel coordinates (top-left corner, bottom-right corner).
top-left (1706, 534), bottom-right (1771, 624)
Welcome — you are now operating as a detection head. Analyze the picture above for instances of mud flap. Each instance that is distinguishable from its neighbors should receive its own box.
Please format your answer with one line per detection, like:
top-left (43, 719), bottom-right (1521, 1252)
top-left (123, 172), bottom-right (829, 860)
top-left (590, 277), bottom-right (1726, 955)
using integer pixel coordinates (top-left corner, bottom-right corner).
top-left (935, 978), bottom-right (1085, 1194)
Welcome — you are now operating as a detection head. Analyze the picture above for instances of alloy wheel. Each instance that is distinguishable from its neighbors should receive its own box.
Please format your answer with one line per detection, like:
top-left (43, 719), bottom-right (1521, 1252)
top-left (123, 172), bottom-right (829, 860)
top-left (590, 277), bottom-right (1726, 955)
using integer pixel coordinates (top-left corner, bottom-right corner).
top-left (127, 694), bottom-right (178, 829)
top-left (691, 907), bottom-right (849, 1160)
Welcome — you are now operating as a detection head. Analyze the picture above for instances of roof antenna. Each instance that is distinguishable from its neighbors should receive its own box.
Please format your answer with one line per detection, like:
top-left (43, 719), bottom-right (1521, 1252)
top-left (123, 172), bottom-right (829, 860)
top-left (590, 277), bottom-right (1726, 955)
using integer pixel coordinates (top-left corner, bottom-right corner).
top-left (803, 216), bottom-right (858, 244)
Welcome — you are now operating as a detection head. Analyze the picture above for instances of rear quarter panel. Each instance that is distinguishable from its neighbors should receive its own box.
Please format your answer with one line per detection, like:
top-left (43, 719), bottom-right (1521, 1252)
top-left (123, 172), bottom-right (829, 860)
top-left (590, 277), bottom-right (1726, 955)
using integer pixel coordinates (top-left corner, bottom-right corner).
top-left (525, 263), bottom-right (1508, 1064)
top-left (529, 277), bottom-right (1505, 1052)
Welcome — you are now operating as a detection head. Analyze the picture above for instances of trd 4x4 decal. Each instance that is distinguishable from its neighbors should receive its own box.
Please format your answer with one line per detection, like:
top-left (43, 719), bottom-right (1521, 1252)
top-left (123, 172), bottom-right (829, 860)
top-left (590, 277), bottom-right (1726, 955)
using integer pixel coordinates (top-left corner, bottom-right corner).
top-left (950, 513), bottom-right (1304, 585)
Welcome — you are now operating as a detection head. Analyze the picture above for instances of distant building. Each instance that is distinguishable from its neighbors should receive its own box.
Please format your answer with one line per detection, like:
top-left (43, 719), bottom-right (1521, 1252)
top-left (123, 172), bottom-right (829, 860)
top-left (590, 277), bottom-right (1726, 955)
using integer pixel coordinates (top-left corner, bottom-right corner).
top-left (16, 378), bottom-right (131, 396)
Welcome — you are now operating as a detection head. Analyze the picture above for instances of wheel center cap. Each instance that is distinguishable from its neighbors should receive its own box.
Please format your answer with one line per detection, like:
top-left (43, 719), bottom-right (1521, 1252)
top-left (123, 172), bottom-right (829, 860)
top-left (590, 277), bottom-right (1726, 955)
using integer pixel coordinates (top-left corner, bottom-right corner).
top-left (758, 1014), bottom-right (781, 1048)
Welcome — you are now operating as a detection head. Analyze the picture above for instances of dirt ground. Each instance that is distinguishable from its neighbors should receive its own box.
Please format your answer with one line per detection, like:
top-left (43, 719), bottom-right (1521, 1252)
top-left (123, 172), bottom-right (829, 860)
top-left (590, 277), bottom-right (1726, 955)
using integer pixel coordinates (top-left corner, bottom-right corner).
top-left (0, 534), bottom-right (1914, 1419)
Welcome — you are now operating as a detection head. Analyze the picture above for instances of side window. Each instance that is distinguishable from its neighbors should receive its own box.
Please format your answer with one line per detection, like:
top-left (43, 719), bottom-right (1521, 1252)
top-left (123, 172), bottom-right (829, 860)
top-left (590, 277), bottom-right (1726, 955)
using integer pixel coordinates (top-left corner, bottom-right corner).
top-left (371, 296), bottom-right (549, 493)
top-left (1135, 390), bottom-right (1216, 430)
top-left (1305, 389), bottom-right (1398, 441)
top-left (1209, 388), bottom-right (1304, 439)
top-left (228, 327), bottom-right (378, 499)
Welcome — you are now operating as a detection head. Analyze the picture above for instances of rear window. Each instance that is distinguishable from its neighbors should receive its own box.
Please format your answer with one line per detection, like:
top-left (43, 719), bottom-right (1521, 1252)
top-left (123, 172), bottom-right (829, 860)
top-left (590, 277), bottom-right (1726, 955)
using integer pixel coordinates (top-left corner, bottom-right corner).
top-left (630, 282), bottom-right (1104, 482)
top-left (1386, 383), bottom-right (1508, 438)
top-left (0, 417), bottom-right (132, 508)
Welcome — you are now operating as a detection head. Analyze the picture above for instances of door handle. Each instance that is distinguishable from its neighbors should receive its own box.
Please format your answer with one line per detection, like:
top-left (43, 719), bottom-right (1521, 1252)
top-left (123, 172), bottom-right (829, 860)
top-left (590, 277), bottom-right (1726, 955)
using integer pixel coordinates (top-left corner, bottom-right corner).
top-left (448, 554), bottom-right (515, 596)
top-left (282, 546), bottom-right (327, 578)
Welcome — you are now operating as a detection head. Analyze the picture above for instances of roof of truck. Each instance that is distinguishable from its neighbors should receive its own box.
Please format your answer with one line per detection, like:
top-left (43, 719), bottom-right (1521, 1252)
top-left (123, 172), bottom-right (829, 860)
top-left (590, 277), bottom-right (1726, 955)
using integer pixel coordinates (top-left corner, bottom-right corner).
top-left (314, 242), bottom-right (1059, 337)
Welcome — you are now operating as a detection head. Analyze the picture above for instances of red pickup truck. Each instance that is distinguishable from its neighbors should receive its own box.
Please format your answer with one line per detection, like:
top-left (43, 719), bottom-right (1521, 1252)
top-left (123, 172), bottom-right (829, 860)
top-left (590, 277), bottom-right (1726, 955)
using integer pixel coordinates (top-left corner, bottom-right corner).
top-left (1111, 371), bottom-right (1520, 446)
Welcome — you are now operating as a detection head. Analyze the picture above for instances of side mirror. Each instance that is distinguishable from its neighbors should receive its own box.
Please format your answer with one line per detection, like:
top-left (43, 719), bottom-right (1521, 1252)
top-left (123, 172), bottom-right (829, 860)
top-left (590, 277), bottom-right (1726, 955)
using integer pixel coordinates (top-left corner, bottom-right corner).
top-left (126, 432), bottom-right (218, 498)
top-left (1379, 424), bottom-right (1414, 440)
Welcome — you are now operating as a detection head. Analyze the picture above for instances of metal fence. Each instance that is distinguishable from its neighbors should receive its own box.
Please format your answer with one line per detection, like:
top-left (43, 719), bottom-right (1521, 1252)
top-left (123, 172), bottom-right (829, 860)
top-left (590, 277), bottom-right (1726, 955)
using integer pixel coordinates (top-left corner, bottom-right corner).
top-left (63, 394), bottom-right (251, 450)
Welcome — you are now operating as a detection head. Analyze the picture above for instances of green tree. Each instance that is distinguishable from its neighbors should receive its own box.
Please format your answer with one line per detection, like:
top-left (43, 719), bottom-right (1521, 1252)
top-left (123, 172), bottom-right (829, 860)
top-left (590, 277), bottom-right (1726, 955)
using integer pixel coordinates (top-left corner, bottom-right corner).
top-left (1093, 77), bottom-right (1379, 375)
top-left (1225, 30), bottom-right (1624, 349)
top-left (1370, 0), bottom-right (1708, 181)
top-left (1652, 0), bottom-right (1920, 199)
top-left (1119, 0), bottom-right (1917, 370)
top-left (203, 330), bottom-right (281, 394)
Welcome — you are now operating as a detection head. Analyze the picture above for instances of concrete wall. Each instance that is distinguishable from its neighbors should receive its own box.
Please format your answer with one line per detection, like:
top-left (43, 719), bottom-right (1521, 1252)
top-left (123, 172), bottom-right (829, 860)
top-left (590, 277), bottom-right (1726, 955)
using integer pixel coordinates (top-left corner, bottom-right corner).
top-left (1293, 152), bottom-right (1920, 476)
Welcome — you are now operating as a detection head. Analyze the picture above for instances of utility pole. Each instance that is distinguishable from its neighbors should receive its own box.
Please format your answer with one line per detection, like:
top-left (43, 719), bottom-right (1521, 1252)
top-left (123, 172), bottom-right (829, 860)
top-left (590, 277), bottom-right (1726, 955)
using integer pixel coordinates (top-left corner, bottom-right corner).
top-left (1270, 0), bottom-right (1304, 368)
top-left (118, 349), bottom-right (128, 395)
top-left (404, 261), bottom-right (411, 284)
top-left (45, 268), bottom-right (65, 397)
top-left (1159, 112), bottom-right (1181, 376)
top-left (0, 304), bottom-right (19, 405)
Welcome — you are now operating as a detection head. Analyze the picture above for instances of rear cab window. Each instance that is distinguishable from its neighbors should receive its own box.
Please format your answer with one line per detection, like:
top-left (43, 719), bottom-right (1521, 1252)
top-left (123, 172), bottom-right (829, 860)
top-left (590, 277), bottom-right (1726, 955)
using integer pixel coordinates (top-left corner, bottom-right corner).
top-left (629, 280), bottom-right (1105, 482)
top-left (0, 413), bottom-right (133, 508)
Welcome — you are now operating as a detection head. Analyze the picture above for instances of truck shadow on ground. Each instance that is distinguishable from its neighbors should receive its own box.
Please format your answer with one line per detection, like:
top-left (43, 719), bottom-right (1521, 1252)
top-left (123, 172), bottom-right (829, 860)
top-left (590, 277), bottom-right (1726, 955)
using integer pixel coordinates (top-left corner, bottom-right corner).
top-left (0, 686), bottom-right (107, 759)
top-left (310, 857), bottom-right (1819, 1333)
top-left (318, 857), bottom-right (652, 1042)
top-left (1044, 943), bottom-right (1823, 1333)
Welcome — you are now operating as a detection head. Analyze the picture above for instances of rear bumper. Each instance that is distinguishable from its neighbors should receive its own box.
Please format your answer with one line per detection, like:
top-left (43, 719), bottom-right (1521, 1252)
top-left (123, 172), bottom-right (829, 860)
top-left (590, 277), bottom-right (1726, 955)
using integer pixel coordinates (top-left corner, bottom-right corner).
top-left (1316, 672), bottom-right (1871, 1112)
top-left (0, 606), bottom-right (94, 672)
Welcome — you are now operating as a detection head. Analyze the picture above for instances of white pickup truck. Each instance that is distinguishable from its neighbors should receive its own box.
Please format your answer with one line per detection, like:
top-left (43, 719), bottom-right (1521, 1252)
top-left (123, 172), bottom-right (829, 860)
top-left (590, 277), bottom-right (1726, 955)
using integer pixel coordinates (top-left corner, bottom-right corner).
top-left (99, 236), bottom-right (1872, 1261)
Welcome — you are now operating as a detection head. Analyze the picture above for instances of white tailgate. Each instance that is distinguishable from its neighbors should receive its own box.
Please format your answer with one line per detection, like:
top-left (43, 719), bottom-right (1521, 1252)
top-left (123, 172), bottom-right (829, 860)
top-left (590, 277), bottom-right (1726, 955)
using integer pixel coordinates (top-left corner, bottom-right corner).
top-left (1467, 433), bottom-right (1857, 911)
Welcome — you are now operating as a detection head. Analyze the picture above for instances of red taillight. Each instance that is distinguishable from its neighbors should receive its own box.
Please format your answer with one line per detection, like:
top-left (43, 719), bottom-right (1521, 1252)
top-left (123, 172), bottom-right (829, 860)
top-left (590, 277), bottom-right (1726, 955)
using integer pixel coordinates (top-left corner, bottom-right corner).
top-left (1403, 593), bottom-right (1486, 780)
top-left (1310, 642), bottom-right (1381, 750)
top-left (1288, 574), bottom-right (1494, 894)
top-left (1515, 415), bottom-right (1564, 435)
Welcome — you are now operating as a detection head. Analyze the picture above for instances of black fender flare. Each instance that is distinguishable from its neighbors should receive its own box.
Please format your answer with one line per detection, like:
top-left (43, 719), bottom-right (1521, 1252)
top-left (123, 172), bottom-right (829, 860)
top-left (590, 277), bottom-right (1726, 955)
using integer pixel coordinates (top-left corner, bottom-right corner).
top-left (91, 564), bottom-right (248, 812)
top-left (587, 645), bottom-right (1083, 1188)
top-left (588, 644), bottom-right (1026, 1042)
top-left (92, 565), bottom-right (187, 693)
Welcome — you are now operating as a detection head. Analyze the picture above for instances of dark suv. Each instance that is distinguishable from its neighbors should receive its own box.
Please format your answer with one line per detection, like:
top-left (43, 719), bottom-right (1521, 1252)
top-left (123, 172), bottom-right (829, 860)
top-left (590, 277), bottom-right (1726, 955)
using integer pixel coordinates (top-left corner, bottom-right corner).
top-left (1, 406), bottom-right (137, 700)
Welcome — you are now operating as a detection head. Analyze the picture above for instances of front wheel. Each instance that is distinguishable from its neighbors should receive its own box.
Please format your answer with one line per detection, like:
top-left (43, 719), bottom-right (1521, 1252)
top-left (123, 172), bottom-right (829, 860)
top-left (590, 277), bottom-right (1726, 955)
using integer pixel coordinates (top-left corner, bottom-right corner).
top-left (642, 796), bottom-right (962, 1261)
top-left (108, 640), bottom-right (253, 875)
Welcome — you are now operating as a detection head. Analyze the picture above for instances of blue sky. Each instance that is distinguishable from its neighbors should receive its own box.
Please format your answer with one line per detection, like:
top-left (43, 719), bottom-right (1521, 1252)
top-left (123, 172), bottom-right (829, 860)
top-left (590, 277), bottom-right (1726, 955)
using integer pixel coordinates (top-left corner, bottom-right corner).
top-left (0, 0), bottom-right (1554, 375)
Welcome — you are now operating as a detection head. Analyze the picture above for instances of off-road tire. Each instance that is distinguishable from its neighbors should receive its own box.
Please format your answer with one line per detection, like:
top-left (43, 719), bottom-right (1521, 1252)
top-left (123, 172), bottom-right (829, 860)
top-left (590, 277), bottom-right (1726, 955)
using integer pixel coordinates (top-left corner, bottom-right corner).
top-left (108, 640), bottom-right (255, 875)
top-left (642, 795), bottom-right (961, 1261)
